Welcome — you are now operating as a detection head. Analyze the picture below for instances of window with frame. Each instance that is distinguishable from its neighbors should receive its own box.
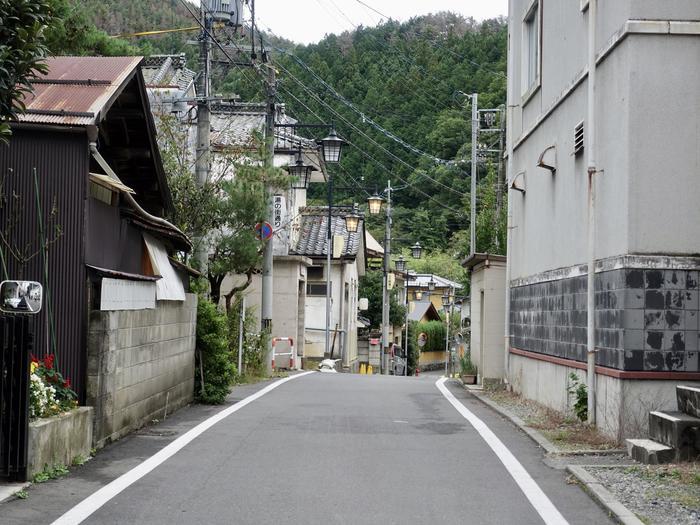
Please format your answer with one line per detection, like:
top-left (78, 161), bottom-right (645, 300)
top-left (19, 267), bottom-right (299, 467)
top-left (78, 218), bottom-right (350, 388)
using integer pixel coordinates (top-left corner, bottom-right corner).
top-left (307, 283), bottom-right (329, 296)
top-left (522, 1), bottom-right (541, 97)
top-left (307, 265), bottom-right (324, 280)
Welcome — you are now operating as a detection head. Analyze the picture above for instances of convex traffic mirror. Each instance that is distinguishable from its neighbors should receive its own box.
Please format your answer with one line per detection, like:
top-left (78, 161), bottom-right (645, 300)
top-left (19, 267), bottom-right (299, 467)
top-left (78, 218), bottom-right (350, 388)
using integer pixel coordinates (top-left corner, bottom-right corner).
top-left (0, 280), bottom-right (43, 314)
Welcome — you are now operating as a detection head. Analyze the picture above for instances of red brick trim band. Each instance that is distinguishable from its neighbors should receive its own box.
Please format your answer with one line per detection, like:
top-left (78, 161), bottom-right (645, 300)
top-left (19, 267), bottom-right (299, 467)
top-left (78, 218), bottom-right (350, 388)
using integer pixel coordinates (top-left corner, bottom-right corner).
top-left (509, 347), bottom-right (700, 380)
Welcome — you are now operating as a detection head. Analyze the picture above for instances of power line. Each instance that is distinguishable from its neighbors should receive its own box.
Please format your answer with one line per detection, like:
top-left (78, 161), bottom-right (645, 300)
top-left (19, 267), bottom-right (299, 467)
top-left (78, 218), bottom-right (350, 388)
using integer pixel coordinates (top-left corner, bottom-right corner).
top-left (271, 57), bottom-right (469, 198)
top-left (278, 48), bottom-right (448, 164)
top-left (185, 6), bottom-right (468, 216)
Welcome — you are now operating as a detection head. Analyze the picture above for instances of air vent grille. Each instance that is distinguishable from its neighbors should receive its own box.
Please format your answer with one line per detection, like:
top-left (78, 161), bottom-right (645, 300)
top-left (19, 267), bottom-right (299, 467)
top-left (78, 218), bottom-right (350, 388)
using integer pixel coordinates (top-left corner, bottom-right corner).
top-left (574, 121), bottom-right (585, 156)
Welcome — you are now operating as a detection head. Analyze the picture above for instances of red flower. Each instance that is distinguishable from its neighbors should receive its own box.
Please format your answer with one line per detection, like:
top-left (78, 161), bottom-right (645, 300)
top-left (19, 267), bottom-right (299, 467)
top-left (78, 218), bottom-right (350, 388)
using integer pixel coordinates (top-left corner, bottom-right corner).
top-left (43, 354), bottom-right (54, 370)
top-left (64, 378), bottom-right (71, 388)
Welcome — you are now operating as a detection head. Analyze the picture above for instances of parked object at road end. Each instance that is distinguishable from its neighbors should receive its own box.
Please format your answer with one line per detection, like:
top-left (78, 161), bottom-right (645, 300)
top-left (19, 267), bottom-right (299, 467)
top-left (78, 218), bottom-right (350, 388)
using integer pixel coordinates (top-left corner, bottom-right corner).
top-left (318, 359), bottom-right (340, 373)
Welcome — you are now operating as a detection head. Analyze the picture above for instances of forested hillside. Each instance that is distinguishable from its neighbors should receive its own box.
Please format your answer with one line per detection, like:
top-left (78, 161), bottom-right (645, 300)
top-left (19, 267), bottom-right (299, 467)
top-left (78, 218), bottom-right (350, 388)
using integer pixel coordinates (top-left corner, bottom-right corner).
top-left (279, 13), bottom-right (507, 262)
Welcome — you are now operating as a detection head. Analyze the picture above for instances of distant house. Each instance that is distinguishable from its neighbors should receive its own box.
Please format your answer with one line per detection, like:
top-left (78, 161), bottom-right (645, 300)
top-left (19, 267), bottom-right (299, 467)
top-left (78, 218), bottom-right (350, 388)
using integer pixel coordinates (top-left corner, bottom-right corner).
top-left (407, 300), bottom-right (445, 370)
top-left (290, 206), bottom-right (367, 371)
top-left (407, 273), bottom-right (463, 312)
top-left (507, 1), bottom-right (700, 438)
top-left (0, 56), bottom-right (197, 448)
top-left (407, 300), bottom-right (442, 324)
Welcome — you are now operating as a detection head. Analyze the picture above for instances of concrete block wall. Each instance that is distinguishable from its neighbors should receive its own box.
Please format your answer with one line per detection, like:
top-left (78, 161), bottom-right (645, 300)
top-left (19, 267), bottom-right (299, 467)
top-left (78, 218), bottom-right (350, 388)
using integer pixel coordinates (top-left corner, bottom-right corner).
top-left (510, 352), bottom-right (700, 441)
top-left (87, 294), bottom-right (197, 447)
top-left (511, 264), bottom-right (700, 373)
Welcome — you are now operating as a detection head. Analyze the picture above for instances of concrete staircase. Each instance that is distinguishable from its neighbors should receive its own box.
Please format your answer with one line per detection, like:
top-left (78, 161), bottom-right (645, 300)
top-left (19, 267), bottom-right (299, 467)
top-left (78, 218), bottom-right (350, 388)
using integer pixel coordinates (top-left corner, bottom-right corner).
top-left (626, 386), bottom-right (700, 464)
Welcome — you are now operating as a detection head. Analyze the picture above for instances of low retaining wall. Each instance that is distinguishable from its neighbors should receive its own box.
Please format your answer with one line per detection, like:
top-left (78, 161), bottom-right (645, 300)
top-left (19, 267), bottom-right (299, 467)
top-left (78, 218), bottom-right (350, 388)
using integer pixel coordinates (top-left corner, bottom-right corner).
top-left (87, 294), bottom-right (197, 448)
top-left (28, 407), bottom-right (93, 477)
top-left (509, 351), bottom-right (700, 441)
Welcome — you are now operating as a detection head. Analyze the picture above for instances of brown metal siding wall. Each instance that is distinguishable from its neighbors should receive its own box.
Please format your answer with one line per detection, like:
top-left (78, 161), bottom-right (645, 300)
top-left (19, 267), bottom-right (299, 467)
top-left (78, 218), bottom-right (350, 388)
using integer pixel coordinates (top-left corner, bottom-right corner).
top-left (0, 128), bottom-right (88, 400)
top-left (85, 198), bottom-right (144, 275)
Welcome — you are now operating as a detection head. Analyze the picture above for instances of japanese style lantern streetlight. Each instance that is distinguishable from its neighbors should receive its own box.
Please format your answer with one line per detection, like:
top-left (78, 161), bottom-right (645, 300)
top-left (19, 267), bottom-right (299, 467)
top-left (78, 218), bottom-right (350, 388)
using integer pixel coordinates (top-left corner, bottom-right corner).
top-left (395, 255), bottom-right (406, 272)
top-left (367, 193), bottom-right (383, 215)
top-left (411, 242), bottom-right (423, 259)
top-left (285, 149), bottom-right (317, 190)
top-left (428, 277), bottom-right (436, 292)
top-left (320, 127), bottom-right (346, 163)
top-left (344, 204), bottom-right (361, 234)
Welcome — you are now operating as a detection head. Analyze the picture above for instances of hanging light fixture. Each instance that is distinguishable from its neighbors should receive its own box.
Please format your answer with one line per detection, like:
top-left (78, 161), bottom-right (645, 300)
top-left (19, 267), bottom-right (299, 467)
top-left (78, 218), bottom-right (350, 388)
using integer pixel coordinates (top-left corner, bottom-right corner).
top-left (344, 203), bottom-right (361, 233)
top-left (411, 242), bottom-right (423, 259)
top-left (367, 192), bottom-right (383, 215)
top-left (415, 289), bottom-right (423, 301)
top-left (428, 277), bottom-right (436, 292)
top-left (395, 255), bottom-right (406, 272)
top-left (319, 127), bottom-right (346, 163)
top-left (285, 149), bottom-right (317, 190)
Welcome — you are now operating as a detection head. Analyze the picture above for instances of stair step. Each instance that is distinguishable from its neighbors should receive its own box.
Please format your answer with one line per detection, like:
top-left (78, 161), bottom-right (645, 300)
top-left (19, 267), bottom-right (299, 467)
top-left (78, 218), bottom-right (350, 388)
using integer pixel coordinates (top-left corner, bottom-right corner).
top-left (649, 411), bottom-right (700, 461)
top-left (677, 385), bottom-right (700, 418)
top-left (626, 438), bottom-right (675, 465)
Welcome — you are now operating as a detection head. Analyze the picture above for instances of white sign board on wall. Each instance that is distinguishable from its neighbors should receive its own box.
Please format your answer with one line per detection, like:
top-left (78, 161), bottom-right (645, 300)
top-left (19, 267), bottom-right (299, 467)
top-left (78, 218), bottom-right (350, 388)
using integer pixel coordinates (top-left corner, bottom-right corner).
top-left (100, 278), bottom-right (156, 311)
top-left (273, 194), bottom-right (288, 256)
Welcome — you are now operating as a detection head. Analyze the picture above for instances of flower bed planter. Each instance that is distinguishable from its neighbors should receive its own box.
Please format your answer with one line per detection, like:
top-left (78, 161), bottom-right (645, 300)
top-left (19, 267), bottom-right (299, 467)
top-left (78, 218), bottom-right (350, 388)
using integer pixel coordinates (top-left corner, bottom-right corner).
top-left (461, 374), bottom-right (477, 385)
top-left (28, 407), bottom-right (93, 478)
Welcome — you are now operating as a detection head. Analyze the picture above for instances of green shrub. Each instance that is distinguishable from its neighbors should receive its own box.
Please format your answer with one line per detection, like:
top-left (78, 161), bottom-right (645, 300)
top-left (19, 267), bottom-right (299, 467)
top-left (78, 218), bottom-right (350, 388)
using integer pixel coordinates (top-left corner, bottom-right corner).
top-left (406, 321), bottom-right (420, 375)
top-left (567, 372), bottom-right (588, 421)
top-left (195, 299), bottom-right (237, 404)
top-left (459, 350), bottom-right (477, 375)
top-left (414, 320), bottom-right (446, 353)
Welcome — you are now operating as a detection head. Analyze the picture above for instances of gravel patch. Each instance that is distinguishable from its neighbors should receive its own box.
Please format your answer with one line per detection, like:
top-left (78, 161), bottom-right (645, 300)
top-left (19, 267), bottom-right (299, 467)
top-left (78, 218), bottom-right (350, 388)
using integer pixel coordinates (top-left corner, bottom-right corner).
top-left (588, 465), bottom-right (700, 525)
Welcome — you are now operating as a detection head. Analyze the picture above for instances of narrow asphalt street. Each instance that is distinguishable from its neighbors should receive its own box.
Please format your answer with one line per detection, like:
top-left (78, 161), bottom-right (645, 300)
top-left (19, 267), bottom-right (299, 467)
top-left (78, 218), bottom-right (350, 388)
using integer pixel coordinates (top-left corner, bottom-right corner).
top-left (1, 373), bottom-right (612, 524)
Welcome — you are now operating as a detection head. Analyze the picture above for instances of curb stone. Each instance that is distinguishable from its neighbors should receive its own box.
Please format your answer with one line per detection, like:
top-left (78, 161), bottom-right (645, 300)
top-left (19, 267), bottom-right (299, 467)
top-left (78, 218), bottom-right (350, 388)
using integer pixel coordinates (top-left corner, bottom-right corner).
top-left (566, 465), bottom-right (645, 525)
top-left (452, 380), bottom-right (642, 525)
top-left (0, 482), bottom-right (30, 504)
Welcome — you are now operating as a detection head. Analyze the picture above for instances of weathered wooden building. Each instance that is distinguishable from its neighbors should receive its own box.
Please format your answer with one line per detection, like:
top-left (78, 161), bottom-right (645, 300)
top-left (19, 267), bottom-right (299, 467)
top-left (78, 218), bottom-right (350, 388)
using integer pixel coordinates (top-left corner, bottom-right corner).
top-left (1, 57), bottom-right (197, 444)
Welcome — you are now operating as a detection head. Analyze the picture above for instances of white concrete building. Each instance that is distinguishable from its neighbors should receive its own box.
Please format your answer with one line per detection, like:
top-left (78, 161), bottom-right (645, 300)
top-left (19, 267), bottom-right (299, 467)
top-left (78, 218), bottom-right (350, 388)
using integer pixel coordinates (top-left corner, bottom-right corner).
top-left (507, 0), bottom-right (700, 439)
top-left (290, 207), bottom-right (366, 372)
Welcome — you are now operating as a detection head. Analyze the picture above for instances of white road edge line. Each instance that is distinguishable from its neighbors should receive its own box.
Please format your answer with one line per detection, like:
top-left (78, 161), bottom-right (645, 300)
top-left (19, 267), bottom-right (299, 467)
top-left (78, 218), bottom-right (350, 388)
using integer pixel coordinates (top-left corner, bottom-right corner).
top-left (435, 378), bottom-right (569, 525)
top-left (52, 371), bottom-right (315, 525)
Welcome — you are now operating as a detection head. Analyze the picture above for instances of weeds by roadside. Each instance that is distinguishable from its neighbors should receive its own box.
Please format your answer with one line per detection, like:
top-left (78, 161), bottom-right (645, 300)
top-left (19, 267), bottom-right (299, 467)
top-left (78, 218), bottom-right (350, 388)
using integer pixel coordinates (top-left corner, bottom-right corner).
top-left (484, 389), bottom-right (618, 450)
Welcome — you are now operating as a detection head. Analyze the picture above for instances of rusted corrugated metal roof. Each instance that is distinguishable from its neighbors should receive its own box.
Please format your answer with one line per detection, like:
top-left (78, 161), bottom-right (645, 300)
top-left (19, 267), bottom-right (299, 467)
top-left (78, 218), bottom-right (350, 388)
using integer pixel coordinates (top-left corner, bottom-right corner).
top-left (18, 56), bottom-right (143, 126)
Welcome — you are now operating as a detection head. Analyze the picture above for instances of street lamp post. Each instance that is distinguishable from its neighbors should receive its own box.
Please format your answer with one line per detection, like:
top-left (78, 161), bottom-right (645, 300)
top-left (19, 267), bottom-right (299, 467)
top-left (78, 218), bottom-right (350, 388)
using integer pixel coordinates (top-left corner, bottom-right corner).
top-left (367, 186), bottom-right (422, 375)
top-left (319, 128), bottom-right (347, 360)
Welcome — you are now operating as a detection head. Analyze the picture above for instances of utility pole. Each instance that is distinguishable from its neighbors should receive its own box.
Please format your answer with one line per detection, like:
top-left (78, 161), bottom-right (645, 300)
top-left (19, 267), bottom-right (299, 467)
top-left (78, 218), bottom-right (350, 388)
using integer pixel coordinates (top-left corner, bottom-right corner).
top-left (261, 58), bottom-right (276, 372)
top-left (496, 107), bottom-right (506, 227)
top-left (381, 181), bottom-right (392, 375)
top-left (444, 308), bottom-right (450, 377)
top-left (469, 93), bottom-right (479, 256)
top-left (195, 2), bottom-right (212, 273)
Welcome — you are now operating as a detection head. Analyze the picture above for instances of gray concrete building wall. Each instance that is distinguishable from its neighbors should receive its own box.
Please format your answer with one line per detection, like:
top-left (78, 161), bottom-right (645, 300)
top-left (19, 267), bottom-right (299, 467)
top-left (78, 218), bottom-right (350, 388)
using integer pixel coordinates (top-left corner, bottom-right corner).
top-left (507, 0), bottom-right (700, 437)
top-left (221, 256), bottom-right (311, 366)
top-left (627, 34), bottom-right (700, 254)
top-left (87, 294), bottom-right (197, 447)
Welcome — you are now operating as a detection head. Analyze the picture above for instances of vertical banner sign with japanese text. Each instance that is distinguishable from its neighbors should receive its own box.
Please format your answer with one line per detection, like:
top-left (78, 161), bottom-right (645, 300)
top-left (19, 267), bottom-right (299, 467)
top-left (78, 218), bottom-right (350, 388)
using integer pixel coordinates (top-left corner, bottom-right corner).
top-left (273, 194), bottom-right (288, 255)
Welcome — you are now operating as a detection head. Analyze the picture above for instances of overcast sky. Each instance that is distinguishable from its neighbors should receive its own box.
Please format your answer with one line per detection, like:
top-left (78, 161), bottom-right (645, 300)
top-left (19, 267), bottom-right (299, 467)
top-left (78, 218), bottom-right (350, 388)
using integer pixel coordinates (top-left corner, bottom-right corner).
top-left (250, 0), bottom-right (508, 45)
